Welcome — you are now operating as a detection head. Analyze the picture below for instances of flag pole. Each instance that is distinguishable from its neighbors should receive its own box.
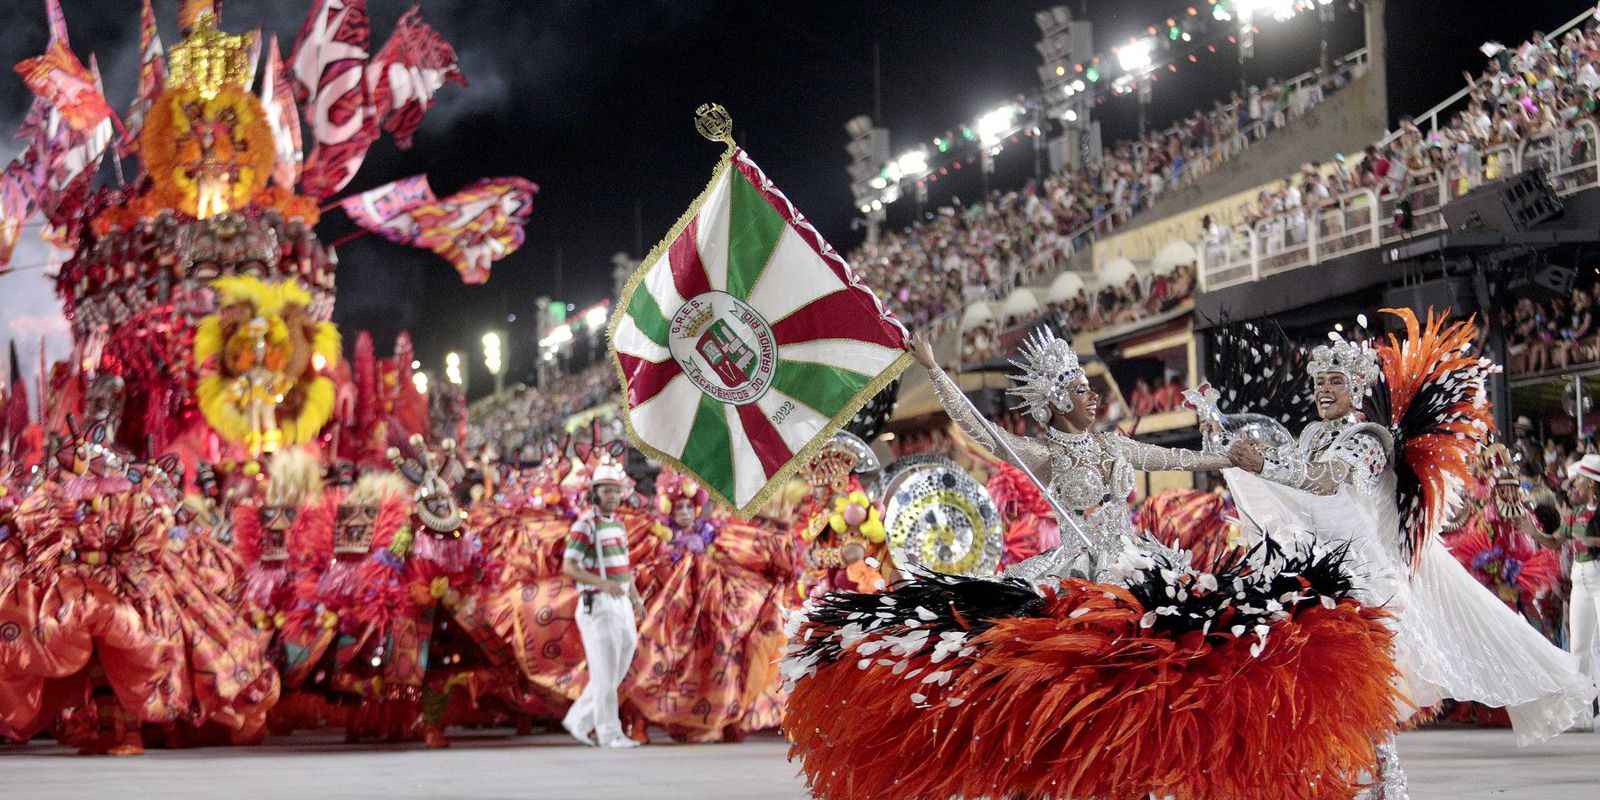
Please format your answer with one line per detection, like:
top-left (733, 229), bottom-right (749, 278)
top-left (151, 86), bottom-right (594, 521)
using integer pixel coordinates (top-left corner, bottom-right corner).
top-left (329, 230), bottom-right (367, 249)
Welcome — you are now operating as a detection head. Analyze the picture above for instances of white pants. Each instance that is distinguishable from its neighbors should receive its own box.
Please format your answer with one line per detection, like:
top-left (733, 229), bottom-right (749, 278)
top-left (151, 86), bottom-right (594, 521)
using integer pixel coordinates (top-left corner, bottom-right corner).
top-left (564, 592), bottom-right (638, 744)
top-left (1570, 560), bottom-right (1600, 702)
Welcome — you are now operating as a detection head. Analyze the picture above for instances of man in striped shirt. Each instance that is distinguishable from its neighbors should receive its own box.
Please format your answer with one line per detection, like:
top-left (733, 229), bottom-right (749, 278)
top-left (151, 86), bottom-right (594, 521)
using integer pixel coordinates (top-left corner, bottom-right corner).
top-left (561, 460), bottom-right (644, 748)
top-left (1562, 454), bottom-right (1600, 729)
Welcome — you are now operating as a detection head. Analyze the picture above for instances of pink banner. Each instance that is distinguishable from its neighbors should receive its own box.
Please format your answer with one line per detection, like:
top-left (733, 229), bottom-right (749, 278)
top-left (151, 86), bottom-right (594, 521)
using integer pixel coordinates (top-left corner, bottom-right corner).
top-left (368, 6), bottom-right (465, 149)
top-left (291, 0), bottom-right (377, 198)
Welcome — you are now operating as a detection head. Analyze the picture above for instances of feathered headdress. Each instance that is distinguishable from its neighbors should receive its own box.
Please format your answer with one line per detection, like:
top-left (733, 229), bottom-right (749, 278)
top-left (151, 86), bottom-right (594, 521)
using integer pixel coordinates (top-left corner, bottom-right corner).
top-left (1009, 328), bottom-right (1084, 422)
top-left (262, 447), bottom-right (322, 507)
top-left (1201, 317), bottom-right (1318, 431)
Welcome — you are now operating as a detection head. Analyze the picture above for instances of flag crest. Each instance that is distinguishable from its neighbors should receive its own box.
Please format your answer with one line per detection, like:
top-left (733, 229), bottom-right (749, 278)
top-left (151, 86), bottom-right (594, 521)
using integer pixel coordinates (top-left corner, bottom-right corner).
top-left (611, 145), bottom-right (909, 515)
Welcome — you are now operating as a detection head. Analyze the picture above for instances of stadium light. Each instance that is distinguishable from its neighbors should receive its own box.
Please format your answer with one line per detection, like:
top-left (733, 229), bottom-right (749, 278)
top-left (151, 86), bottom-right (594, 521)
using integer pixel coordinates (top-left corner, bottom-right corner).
top-left (445, 352), bottom-right (463, 386)
top-left (976, 104), bottom-right (1017, 146)
top-left (895, 149), bottom-right (928, 178)
top-left (482, 332), bottom-right (503, 375)
top-left (1115, 38), bottom-right (1154, 72)
top-left (540, 325), bottom-right (573, 348)
top-left (1236, 0), bottom-right (1297, 21)
top-left (482, 331), bottom-right (505, 394)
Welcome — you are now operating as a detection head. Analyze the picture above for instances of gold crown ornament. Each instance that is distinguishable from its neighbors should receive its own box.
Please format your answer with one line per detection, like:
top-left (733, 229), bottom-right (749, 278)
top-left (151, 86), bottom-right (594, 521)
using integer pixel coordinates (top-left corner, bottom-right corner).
top-left (165, 10), bottom-right (255, 99)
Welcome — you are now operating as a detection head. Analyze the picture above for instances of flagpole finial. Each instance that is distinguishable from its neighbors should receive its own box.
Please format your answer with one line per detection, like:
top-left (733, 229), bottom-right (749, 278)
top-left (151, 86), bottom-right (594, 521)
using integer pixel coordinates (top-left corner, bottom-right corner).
top-left (694, 104), bottom-right (735, 149)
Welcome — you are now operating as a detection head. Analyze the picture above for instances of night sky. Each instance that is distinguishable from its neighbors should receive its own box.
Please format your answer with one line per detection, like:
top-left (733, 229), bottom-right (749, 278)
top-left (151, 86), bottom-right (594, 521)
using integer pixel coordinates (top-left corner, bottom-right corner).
top-left (0, 0), bottom-right (1591, 397)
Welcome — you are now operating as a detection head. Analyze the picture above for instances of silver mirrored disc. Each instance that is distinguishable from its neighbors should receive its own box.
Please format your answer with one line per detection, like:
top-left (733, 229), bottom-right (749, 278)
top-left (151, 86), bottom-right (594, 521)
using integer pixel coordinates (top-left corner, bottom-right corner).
top-left (882, 456), bottom-right (1004, 577)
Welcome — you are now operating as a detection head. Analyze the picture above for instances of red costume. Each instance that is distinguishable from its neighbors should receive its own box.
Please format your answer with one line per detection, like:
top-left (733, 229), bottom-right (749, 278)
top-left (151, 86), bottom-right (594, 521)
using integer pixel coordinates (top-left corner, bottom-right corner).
top-left (0, 426), bottom-right (277, 753)
top-left (623, 468), bottom-right (799, 742)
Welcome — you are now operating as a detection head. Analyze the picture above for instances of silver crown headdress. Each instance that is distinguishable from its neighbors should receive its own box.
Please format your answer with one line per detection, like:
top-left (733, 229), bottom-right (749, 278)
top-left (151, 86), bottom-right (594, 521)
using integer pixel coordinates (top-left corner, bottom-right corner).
top-left (1307, 333), bottom-right (1380, 397)
top-left (1010, 328), bottom-right (1085, 422)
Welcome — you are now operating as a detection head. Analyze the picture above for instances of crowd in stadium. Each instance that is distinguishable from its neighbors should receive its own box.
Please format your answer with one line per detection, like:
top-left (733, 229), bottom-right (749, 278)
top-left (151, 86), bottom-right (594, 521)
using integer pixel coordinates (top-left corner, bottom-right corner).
top-left (469, 362), bottom-right (619, 454)
top-left (1519, 423), bottom-right (1595, 478)
top-left (1220, 24), bottom-right (1600, 248)
top-left (847, 57), bottom-right (1361, 332)
top-left (1502, 284), bottom-right (1600, 376)
top-left (957, 261), bottom-right (1198, 366)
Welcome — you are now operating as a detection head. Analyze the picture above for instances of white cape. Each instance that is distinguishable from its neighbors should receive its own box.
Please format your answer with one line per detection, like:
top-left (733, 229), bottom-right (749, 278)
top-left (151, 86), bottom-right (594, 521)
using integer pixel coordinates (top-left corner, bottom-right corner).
top-left (1226, 467), bottom-right (1596, 745)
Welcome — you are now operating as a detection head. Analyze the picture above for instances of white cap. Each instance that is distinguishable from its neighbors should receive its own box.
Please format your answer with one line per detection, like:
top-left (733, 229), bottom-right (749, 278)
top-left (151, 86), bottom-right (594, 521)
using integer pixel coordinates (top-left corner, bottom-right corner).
top-left (588, 461), bottom-right (627, 488)
top-left (1571, 454), bottom-right (1600, 485)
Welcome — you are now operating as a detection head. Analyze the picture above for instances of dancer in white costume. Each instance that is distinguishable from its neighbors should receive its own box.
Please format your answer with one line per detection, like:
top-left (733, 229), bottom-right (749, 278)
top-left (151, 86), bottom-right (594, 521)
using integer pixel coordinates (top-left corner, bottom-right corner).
top-left (1211, 311), bottom-right (1596, 798)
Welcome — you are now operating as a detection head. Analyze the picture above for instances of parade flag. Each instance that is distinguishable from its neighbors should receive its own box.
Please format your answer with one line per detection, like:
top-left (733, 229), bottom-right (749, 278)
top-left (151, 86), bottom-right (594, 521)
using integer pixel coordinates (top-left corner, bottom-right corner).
top-left (407, 177), bottom-right (538, 284)
top-left (291, 0), bottom-right (378, 198)
top-left (261, 36), bottom-right (304, 188)
top-left (14, 40), bottom-right (114, 134)
top-left (336, 174), bottom-right (436, 244)
top-left (368, 6), bottom-right (465, 149)
top-left (118, 0), bottom-right (166, 159)
top-left (609, 114), bottom-right (910, 515)
top-left (13, 55), bottom-right (113, 248)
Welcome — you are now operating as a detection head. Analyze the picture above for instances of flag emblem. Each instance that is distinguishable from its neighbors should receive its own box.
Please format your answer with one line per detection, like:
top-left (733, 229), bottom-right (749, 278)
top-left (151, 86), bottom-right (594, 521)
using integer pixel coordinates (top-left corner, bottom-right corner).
top-left (673, 291), bottom-right (776, 404)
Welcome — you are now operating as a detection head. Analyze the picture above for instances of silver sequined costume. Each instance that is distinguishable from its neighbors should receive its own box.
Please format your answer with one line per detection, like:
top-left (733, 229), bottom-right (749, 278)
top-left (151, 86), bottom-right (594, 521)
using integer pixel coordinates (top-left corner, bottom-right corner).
top-left (929, 367), bottom-right (1230, 585)
top-left (1263, 415), bottom-right (1392, 502)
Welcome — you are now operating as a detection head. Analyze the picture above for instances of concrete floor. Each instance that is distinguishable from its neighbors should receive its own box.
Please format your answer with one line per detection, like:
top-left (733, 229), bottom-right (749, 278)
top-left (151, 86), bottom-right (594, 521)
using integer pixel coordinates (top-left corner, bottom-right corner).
top-left (0, 727), bottom-right (1594, 799)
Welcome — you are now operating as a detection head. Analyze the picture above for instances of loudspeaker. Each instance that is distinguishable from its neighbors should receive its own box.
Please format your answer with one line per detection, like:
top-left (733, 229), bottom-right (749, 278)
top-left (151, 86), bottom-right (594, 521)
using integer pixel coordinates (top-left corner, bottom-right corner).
top-left (1529, 264), bottom-right (1577, 296)
top-left (1381, 278), bottom-right (1474, 317)
top-left (1440, 169), bottom-right (1563, 233)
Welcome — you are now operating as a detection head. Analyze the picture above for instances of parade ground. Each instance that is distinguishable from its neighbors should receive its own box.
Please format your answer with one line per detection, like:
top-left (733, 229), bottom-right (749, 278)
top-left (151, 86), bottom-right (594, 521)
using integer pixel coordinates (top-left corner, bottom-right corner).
top-left (0, 727), bottom-right (1593, 799)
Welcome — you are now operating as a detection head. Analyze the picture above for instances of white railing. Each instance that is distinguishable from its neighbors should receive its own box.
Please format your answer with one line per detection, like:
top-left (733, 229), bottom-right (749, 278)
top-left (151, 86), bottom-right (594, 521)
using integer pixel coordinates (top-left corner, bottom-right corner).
top-left (1199, 119), bottom-right (1600, 292)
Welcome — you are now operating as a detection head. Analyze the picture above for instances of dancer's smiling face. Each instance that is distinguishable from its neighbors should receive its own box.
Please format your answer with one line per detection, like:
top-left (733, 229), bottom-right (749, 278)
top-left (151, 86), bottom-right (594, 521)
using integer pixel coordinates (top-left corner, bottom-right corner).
top-left (1313, 371), bottom-right (1355, 420)
top-left (1050, 374), bottom-right (1099, 433)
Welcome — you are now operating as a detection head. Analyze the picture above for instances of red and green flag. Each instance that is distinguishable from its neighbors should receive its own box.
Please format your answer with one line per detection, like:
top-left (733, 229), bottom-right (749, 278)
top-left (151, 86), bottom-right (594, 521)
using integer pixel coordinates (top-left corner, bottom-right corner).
top-left (610, 145), bottom-right (909, 515)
